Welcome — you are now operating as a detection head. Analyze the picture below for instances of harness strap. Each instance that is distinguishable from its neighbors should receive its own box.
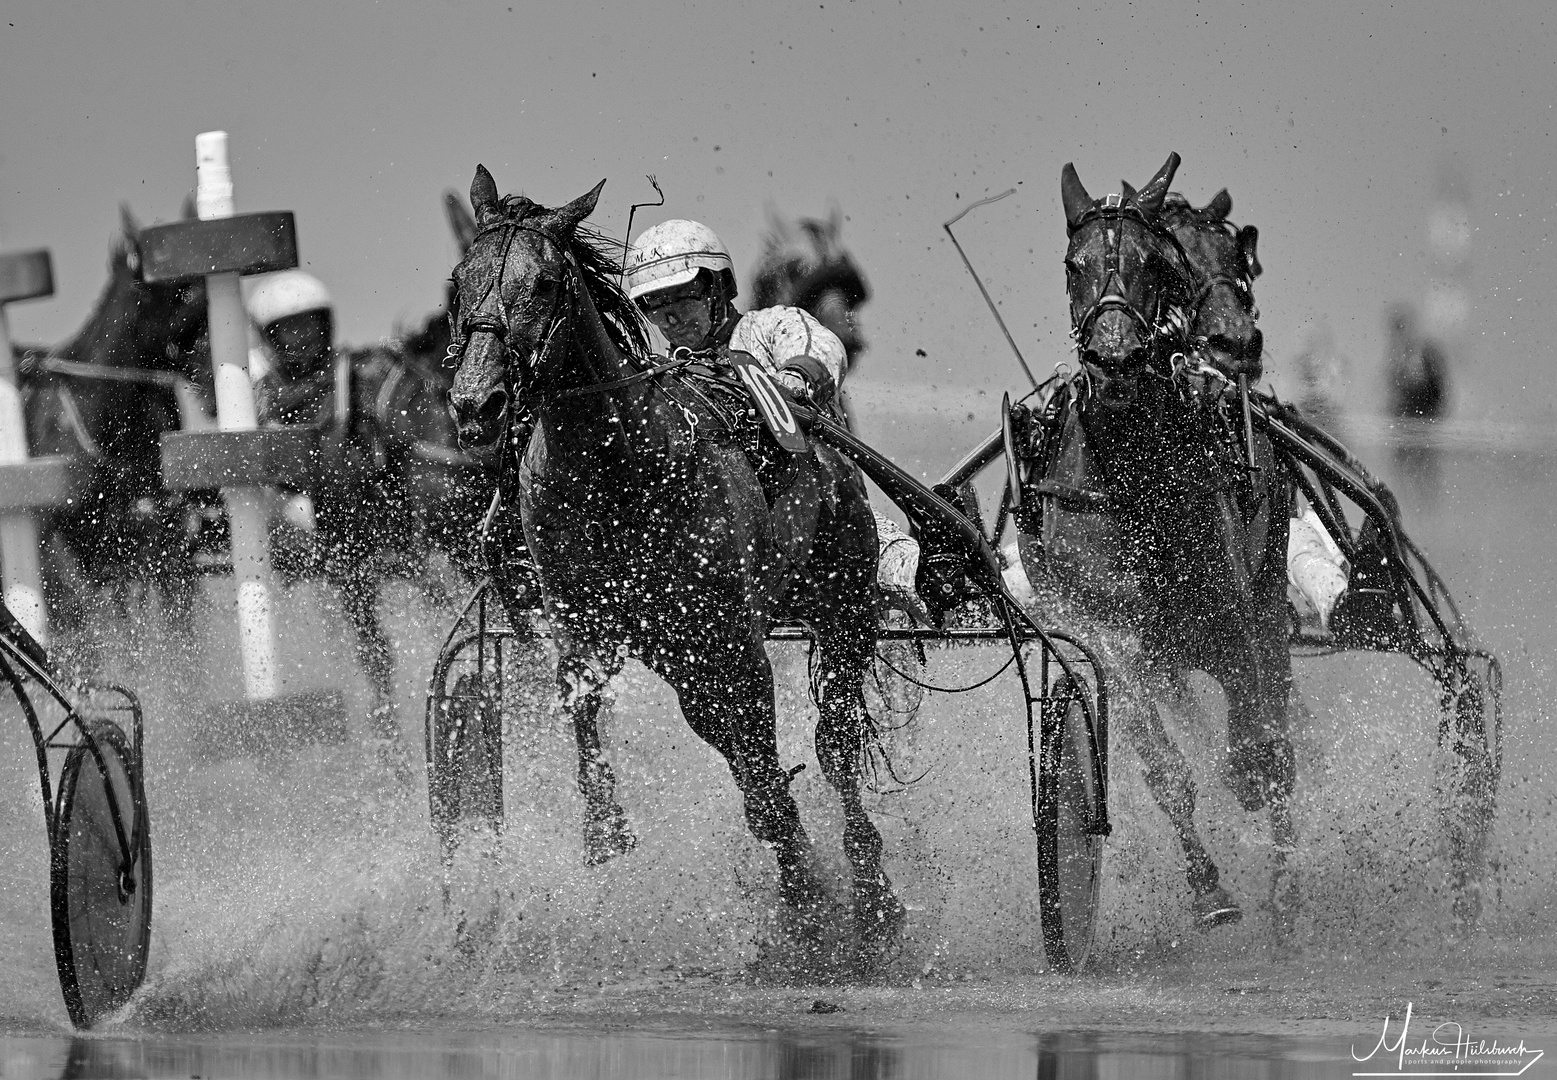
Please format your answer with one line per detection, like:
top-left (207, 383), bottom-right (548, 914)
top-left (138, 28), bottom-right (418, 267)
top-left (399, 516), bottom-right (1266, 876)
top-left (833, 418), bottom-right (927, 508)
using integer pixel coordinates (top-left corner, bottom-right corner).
top-left (551, 356), bottom-right (692, 399)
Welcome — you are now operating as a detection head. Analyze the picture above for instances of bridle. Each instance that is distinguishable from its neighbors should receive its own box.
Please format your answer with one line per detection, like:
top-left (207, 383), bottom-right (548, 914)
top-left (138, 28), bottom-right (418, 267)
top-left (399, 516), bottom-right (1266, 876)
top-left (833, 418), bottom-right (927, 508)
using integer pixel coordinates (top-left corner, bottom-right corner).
top-left (1066, 195), bottom-right (1192, 365)
top-left (451, 218), bottom-right (576, 407)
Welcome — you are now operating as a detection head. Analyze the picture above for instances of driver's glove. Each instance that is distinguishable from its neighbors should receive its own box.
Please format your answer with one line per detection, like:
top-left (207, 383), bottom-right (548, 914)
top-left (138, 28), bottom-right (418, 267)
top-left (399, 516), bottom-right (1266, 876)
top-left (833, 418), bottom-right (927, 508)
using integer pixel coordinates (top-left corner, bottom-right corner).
top-left (776, 355), bottom-right (836, 408)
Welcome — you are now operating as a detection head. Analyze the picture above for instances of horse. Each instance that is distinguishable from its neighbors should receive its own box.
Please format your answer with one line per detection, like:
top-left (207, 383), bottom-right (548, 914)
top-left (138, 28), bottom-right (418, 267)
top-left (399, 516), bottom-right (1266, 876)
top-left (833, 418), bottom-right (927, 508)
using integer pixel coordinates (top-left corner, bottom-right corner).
top-left (18, 206), bottom-right (213, 643)
top-left (751, 206), bottom-right (871, 431)
top-left (750, 205), bottom-right (871, 369)
top-left (445, 166), bottom-right (900, 958)
top-left (1020, 154), bottom-right (1297, 930)
top-left (262, 191), bottom-right (494, 746)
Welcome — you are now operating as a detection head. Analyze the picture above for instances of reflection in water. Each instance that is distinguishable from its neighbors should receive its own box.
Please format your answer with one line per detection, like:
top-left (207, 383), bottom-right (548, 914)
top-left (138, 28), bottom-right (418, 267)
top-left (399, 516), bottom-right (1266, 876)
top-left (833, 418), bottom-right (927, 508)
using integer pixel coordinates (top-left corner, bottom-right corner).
top-left (8, 1027), bottom-right (1345, 1080)
top-left (1389, 418), bottom-right (1444, 508)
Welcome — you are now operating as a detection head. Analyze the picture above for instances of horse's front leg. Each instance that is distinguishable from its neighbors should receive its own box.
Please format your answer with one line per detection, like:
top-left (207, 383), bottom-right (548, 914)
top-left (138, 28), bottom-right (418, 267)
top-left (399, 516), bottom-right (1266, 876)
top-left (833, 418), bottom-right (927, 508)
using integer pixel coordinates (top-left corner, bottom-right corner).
top-left (1212, 623), bottom-right (1300, 936)
top-left (1120, 688), bottom-right (1242, 927)
top-left (558, 652), bottom-right (635, 865)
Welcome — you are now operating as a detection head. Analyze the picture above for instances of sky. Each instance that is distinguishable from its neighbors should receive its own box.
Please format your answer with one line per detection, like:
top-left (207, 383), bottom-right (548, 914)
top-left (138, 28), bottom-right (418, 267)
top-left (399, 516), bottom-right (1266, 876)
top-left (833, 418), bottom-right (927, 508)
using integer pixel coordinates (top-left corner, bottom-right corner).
top-left (0, 0), bottom-right (1553, 463)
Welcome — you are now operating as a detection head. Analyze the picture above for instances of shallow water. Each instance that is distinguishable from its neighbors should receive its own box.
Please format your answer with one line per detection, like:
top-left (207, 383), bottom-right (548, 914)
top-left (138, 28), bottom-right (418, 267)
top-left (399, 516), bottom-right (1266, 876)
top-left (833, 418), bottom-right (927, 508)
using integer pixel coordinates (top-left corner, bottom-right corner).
top-left (0, 1024), bottom-right (1388, 1080)
top-left (1, 424), bottom-right (1555, 1074)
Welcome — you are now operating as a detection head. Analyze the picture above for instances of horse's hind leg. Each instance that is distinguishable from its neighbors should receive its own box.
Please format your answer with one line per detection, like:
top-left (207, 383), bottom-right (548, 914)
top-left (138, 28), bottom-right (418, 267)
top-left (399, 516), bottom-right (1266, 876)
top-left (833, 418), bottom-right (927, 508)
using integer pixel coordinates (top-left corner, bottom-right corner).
top-left (669, 643), bottom-right (822, 910)
top-left (814, 628), bottom-right (905, 956)
top-left (338, 571), bottom-right (400, 749)
top-left (1120, 695), bottom-right (1241, 926)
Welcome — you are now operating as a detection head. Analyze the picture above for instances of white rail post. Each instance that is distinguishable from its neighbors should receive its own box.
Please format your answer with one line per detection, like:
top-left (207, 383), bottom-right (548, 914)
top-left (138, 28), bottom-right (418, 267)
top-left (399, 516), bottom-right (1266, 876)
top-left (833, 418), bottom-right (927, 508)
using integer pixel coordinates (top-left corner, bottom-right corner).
top-left (0, 243), bottom-right (56, 642)
top-left (193, 131), bottom-right (279, 700)
top-left (140, 132), bottom-right (344, 753)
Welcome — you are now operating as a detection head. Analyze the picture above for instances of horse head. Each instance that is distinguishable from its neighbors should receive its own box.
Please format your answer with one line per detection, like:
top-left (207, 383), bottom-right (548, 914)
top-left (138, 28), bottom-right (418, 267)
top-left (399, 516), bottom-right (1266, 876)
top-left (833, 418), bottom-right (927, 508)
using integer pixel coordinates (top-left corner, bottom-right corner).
top-left (1161, 189), bottom-right (1264, 378)
top-left (447, 167), bottom-right (646, 451)
top-left (78, 204), bottom-right (212, 382)
top-left (1061, 154), bottom-right (1192, 408)
top-left (750, 204), bottom-right (871, 366)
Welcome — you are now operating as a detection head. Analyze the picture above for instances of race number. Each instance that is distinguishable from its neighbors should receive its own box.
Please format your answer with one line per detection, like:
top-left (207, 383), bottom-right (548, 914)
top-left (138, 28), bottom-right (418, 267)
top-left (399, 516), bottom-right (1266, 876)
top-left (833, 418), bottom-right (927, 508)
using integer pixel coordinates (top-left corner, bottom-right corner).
top-left (727, 351), bottom-right (808, 453)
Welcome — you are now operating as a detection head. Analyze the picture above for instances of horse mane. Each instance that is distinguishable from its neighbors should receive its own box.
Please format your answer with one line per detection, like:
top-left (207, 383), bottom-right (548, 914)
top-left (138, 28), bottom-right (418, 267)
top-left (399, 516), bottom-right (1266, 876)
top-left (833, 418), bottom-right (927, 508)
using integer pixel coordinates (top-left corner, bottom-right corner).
top-left (488, 194), bottom-right (651, 359)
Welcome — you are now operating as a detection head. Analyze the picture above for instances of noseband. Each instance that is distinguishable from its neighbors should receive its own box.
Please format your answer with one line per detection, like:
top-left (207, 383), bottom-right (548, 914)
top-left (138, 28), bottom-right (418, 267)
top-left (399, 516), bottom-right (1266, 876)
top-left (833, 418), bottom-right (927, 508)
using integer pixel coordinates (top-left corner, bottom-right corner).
top-left (1067, 195), bottom-right (1191, 361)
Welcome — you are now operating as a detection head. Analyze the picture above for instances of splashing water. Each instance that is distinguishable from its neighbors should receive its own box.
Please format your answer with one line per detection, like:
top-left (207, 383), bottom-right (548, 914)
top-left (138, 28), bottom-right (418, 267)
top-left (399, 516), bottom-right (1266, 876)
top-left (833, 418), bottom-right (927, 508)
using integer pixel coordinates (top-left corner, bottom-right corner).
top-left (1, 436), bottom-right (1554, 1034)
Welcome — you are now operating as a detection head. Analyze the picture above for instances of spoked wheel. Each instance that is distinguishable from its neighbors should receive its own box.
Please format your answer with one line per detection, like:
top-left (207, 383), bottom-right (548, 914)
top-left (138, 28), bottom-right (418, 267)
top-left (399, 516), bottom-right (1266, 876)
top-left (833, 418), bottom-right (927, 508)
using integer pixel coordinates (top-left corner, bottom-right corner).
top-left (1036, 674), bottom-right (1104, 973)
top-left (50, 718), bottom-right (152, 1028)
top-left (428, 672), bottom-right (504, 858)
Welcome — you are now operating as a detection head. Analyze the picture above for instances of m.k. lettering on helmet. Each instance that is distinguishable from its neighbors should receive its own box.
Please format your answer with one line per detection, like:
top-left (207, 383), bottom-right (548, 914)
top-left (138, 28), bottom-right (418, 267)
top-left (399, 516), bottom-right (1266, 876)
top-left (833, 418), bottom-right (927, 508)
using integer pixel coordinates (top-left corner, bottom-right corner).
top-left (624, 219), bottom-right (846, 409)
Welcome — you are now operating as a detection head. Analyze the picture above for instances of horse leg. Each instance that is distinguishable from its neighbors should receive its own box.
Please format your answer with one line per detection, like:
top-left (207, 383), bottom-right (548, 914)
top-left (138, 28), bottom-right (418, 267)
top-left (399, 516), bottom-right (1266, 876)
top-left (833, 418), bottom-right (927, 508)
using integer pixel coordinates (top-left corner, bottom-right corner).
top-left (669, 643), bottom-right (822, 910)
top-left (555, 656), bottom-right (635, 865)
top-left (338, 571), bottom-right (399, 744)
top-left (1211, 626), bottom-right (1300, 937)
top-left (1119, 691), bottom-right (1241, 926)
top-left (814, 628), bottom-right (905, 956)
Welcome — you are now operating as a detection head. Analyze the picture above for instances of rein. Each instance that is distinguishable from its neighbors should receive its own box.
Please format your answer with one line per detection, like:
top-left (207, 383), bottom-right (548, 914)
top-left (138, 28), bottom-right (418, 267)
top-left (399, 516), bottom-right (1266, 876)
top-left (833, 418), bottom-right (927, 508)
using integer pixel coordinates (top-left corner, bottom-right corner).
top-left (20, 352), bottom-right (195, 393)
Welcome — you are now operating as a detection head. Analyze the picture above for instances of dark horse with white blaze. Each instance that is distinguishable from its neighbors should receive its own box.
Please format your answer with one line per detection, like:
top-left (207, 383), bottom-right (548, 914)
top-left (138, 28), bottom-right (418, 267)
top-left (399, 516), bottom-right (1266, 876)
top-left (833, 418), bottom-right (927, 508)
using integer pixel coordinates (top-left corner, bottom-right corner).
top-left (445, 167), bottom-right (902, 955)
top-left (1021, 153), bottom-right (1296, 927)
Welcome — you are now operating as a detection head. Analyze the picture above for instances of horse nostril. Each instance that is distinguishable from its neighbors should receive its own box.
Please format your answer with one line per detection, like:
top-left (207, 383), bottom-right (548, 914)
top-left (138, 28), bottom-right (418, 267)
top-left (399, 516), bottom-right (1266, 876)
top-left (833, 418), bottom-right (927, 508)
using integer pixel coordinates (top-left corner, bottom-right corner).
top-left (476, 388), bottom-right (509, 428)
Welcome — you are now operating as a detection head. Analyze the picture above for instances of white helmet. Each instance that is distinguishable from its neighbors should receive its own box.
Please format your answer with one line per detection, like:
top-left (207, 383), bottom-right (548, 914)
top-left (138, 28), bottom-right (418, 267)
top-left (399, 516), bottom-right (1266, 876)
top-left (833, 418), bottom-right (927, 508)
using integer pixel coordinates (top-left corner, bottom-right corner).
top-left (246, 269), bottom-right (332, 328)
top-left (624, 219), bottom-right (735, 300)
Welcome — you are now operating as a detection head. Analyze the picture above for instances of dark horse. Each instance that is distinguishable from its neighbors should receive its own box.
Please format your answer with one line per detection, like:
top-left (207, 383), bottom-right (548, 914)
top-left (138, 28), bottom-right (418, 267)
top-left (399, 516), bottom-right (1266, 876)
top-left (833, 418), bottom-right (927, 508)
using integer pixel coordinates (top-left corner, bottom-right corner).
top-left (19, 207), bottom-right (213, 642)
top-left (446, 167), bottom-right (900, 956)
top-left (750, 205), bottom-right (871, 369)
top-left (1023, 154), bottom-right (1296, 928)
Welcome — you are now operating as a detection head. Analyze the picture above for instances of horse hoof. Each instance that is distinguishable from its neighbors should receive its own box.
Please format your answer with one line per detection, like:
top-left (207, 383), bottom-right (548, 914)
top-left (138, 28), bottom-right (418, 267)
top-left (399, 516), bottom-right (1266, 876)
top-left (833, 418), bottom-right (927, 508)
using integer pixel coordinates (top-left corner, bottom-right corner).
top-left (582, 810), bottom-right (636, 866)
top-left (368, 736), bottom-right (414, 787)
top-left (855, 884), bottom-right (907, 956)
top-left (1193, 885), bottom-right (1243, 929)
top-left (1452, 881), bottom-right (1483, 932)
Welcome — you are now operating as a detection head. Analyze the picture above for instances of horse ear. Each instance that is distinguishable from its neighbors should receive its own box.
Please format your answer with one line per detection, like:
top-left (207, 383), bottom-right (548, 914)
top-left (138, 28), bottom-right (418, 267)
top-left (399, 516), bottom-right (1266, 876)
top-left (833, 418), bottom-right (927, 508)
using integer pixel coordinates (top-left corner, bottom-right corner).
top-left (552, 178), bottom-right (607, 233)
top-left (470, 165), bottom-right (501, 224)
top-left (1207, 188), bottom-right (1233, 221)
top-left (1120, 180), bottom-right (1138, 204)
top-left (827, 201), bottom-right (844, 237)
top-left (445, 190), bottom-right (478, 254)
top-left (1239, 224), bottom-right (1262, 278)
top-left (119, 202), bottom-right (142, 241)
top-left (1061, 163), bottom-right (1092, 229)
top-left (1135, 152), bottom-right (1181, 218)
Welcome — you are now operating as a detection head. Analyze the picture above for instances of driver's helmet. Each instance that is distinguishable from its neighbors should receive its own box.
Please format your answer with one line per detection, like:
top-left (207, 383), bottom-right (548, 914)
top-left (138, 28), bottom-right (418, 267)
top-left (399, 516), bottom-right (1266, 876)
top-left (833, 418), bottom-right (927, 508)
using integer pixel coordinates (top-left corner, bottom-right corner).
top-left (624, 219), bottom-right (736, 301)
top-left (246, 269), bottom-right (332, 328)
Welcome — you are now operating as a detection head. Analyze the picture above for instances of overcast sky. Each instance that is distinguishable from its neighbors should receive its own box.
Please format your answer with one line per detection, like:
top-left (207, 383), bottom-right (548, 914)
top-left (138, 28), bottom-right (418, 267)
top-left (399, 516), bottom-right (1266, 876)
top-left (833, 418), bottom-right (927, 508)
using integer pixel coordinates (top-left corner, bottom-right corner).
top-left (1, 1), bottom-right (1552, 460)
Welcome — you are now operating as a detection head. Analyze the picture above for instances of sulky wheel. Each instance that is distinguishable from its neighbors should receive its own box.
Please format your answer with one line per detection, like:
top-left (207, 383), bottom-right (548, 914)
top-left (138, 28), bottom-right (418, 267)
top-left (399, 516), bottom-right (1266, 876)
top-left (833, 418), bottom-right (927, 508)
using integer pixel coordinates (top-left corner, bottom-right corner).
top-left (427, 671), bottom-right (504, 859)
top-left (1035, 674), bottom-right (1104, 973)
top-left (50, 717), bottom-right (152, 1028)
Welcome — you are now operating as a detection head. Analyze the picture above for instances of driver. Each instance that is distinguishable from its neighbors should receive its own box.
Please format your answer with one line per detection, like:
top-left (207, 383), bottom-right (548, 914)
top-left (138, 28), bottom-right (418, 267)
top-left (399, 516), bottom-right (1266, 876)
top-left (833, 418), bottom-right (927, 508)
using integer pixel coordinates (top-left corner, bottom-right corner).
top-left (623, 219), bottom-right (845, 411)
top-left (244, 269), bottom-right (337, 544)
top-left (624, 220), bottom-right (924, 619)
top-left (245, 269), bottom-right (335, 426)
